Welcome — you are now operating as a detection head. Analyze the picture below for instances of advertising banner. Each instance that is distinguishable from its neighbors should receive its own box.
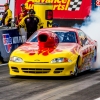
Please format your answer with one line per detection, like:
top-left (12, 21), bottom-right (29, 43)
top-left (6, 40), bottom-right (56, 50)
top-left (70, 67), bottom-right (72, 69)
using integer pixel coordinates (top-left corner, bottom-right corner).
top-left (0, 27), bottom-right (26, 62)
top-left (15, 0), bottom-right (91, 19)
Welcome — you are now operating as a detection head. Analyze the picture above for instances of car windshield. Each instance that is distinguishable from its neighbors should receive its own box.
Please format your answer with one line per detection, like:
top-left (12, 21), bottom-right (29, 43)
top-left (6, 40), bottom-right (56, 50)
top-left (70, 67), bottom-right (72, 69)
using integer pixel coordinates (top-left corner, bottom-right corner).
top-left (28, 30), bottom-right (77, 43)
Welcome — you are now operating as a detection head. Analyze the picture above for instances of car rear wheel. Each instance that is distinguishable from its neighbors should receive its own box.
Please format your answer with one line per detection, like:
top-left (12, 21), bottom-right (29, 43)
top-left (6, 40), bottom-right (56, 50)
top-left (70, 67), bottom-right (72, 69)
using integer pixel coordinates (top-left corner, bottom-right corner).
top-left (93, 49), bottom-right (97, 62)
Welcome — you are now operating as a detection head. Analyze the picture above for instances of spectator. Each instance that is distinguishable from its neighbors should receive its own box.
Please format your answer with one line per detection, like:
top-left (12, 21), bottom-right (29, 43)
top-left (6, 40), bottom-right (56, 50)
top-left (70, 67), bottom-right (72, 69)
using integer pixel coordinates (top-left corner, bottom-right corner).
top-left (15, 3), bottom-right (28, 25)
top-left (1, 3), bottom-right (12, 27)
top-left (18, 9), bottom-right (42, 39)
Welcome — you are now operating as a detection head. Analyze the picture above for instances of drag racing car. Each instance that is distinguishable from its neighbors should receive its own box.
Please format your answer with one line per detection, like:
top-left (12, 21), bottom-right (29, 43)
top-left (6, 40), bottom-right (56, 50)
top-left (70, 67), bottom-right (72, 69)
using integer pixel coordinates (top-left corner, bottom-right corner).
top-left (8, 27), bottom-right (97, 76)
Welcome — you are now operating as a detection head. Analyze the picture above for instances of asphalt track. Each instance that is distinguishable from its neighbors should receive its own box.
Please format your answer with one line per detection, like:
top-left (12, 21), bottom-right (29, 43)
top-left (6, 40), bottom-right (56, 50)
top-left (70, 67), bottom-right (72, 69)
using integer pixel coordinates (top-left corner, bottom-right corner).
top-left (0, 64), bottom-right (100, 100)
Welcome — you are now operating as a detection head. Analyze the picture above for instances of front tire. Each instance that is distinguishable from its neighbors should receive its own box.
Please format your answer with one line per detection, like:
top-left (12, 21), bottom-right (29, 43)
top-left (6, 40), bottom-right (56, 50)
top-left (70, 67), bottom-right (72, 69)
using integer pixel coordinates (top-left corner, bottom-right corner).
top-left (73, 63), bottom-right (79, 76)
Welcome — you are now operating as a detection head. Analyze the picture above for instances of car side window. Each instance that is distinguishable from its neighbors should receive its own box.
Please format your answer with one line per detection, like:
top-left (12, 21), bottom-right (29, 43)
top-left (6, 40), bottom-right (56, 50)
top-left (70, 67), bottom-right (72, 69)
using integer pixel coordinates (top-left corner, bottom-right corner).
top-left (55, 31), bottom-right (77, 43)
top-left (78, 30), bottom-right (89, 46)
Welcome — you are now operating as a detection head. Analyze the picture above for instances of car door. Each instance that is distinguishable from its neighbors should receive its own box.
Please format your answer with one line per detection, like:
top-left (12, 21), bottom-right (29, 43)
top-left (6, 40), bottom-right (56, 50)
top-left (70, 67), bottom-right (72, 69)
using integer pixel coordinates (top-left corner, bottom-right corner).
top-left (78, 30), bottom-right (92, 71)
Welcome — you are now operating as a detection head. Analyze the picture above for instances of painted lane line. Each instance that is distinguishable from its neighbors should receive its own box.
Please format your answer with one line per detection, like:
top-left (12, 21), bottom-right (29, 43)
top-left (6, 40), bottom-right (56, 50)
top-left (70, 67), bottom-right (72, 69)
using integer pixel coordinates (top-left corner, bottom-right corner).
top-left (94, 97), bottom-right (100, 100)
top-left (0, 63), bottom-right (8, 66)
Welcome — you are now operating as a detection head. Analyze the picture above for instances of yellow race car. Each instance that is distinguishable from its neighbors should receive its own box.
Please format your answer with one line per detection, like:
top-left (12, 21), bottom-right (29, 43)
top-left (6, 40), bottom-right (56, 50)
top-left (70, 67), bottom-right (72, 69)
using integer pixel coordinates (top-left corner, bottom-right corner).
top-left (8, 27), bottom-right (97, 76)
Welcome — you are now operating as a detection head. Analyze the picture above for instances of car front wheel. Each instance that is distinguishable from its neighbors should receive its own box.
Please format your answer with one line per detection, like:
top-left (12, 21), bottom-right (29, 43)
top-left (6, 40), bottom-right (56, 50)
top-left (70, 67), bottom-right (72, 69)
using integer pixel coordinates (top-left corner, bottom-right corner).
top-left (73, 59), bottom-right (79, 77)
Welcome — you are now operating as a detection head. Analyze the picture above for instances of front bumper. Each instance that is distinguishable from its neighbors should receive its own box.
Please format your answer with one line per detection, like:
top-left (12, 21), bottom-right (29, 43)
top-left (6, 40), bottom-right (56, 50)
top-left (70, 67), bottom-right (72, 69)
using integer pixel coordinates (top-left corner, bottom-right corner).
top-left (8, 61), bottom-right (76, 76)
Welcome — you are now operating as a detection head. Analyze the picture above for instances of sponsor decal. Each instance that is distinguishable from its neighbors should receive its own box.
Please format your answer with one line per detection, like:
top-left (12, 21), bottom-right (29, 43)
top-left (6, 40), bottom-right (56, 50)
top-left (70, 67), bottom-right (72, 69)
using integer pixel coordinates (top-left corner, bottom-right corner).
top-left (2, 34), bottom-right (26, 53)
top-left (47, 21), bottom-right (53, 27)
top-left (25, 0), bottom-right (34, 9)
top-left (34, 59), bottom-right (40, 61)
top-left (25, 0), bottom-right (71, 10)
top-left (96, 0), bottom-right (100, 6)
top-left (2, 34), bottom-right (12, 53)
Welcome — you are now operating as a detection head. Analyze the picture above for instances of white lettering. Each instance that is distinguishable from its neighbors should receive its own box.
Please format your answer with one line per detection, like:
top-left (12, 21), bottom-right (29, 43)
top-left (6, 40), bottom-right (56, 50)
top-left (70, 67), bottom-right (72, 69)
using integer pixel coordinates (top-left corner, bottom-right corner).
top-left (13, 37), bottom-right (19, 44)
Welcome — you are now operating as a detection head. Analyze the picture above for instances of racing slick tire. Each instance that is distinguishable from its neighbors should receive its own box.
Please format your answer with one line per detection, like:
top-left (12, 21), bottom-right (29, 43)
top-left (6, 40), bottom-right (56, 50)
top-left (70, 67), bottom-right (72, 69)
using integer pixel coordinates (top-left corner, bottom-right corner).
top-left (93, 48), bottom-right (97, 63)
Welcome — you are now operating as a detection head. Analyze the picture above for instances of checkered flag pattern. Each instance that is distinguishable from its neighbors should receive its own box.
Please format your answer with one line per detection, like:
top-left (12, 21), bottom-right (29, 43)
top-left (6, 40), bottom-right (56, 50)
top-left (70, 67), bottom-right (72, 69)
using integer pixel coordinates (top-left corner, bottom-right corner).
top-left (68, 0), bottom-right (82, 11)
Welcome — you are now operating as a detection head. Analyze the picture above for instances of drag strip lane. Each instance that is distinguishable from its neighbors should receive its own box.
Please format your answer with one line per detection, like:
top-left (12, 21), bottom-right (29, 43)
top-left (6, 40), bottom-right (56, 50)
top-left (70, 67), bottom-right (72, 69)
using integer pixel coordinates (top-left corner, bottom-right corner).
top-left (0, 64), bottom-right (100, 100)
top-left (24, 72), bottom-right (100, 100)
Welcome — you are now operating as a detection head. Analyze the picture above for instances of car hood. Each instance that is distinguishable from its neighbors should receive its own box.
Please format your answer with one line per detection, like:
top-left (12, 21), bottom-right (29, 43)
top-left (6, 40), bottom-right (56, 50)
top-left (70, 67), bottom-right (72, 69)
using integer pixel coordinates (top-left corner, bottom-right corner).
top-left (12, 42), bottom-right (80, 62)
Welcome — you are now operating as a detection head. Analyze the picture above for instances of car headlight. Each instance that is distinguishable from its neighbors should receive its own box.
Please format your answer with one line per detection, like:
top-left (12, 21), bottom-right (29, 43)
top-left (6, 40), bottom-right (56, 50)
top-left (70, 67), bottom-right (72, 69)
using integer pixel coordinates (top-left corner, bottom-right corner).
top-left (51, 57), bottom-right (72, 63)
top-left (10, 56), bottom-right (23, 63)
